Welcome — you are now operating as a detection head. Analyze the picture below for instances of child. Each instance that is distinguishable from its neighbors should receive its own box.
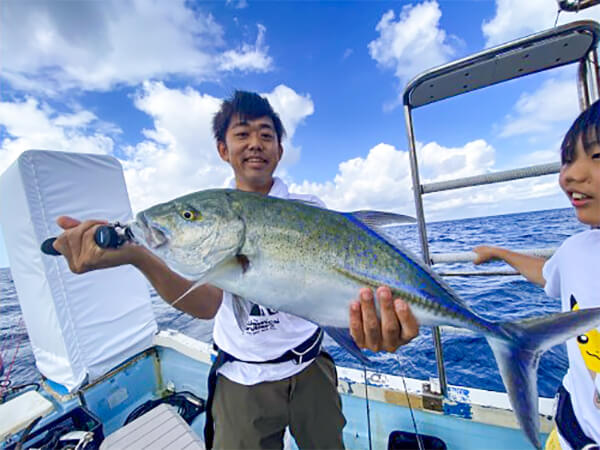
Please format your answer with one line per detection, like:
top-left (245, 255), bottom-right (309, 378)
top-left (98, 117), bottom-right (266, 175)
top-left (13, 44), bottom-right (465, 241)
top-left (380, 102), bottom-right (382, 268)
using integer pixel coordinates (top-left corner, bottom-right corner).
top-left (473, 99), bottom-right (600, 449)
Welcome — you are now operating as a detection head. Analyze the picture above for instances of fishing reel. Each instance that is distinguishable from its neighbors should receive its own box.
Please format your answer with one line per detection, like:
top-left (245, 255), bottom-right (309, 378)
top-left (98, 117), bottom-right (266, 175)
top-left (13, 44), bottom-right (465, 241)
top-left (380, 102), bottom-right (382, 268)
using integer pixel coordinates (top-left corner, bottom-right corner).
top-left (41, 222), bottom-right (135, 256)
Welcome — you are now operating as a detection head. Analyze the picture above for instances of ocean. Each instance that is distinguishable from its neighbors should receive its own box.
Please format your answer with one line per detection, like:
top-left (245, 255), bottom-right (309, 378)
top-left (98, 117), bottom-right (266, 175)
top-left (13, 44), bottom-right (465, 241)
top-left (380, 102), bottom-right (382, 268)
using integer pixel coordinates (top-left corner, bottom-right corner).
top-left (0, 207), bottom-right (587, 398)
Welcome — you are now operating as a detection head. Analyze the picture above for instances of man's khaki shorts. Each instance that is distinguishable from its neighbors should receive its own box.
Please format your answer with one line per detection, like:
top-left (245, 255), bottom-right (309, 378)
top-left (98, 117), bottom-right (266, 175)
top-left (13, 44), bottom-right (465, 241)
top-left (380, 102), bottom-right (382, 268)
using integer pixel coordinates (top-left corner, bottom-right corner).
top-left (212, 353), bottom-right (346, 449)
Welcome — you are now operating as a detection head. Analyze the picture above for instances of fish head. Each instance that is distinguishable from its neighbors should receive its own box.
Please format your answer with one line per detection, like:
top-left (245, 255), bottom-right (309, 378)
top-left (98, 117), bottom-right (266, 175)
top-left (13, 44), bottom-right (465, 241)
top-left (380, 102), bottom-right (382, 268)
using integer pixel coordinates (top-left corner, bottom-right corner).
top-left (132, 190), bottom-right (245, 278)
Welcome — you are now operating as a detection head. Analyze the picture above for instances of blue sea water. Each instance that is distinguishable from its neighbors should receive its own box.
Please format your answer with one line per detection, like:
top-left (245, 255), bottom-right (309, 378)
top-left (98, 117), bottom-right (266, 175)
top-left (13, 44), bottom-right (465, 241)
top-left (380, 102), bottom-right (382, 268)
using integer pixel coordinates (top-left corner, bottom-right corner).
top-left (0, 207), bottom-right (587, 398)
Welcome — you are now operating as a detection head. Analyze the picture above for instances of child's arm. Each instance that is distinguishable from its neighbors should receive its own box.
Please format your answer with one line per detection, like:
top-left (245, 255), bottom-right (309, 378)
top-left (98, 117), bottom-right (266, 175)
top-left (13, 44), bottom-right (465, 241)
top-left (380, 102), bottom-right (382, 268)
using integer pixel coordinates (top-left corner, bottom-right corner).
top-left (473, 245), bottom-right (546, 287)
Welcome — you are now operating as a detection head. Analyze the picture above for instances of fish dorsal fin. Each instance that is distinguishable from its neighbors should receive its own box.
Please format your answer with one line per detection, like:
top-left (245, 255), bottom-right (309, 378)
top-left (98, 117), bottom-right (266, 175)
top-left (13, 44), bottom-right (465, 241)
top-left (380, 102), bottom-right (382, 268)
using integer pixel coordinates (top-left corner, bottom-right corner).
top-left (289, 198), bottom-right (325, 208)
top-left (350, 210), bottom-right (416, 229)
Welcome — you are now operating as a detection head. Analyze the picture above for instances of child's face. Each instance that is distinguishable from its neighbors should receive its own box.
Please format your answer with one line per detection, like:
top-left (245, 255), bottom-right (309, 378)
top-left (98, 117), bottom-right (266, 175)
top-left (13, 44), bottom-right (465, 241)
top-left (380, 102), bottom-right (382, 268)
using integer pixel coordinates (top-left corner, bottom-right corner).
top-left (218, 114), bottom-right (283, 193)
top-left (559, 138), bottom-right (600, 226)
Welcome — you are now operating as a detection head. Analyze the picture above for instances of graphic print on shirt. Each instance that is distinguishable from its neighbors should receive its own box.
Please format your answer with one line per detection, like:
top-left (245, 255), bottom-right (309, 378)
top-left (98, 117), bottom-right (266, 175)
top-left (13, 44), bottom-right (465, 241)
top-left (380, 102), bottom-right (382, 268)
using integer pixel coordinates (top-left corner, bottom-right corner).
top-left (244, 301), bottom-right (280, 335)
top-left (571, 294), bottom-right (600, 408)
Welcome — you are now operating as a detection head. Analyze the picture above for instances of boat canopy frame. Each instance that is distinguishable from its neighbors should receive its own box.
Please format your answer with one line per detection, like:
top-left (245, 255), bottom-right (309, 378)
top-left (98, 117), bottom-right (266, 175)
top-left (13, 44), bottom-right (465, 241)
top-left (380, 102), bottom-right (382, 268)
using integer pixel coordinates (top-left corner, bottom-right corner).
top-left (402, 20), bottom-right (600, 396)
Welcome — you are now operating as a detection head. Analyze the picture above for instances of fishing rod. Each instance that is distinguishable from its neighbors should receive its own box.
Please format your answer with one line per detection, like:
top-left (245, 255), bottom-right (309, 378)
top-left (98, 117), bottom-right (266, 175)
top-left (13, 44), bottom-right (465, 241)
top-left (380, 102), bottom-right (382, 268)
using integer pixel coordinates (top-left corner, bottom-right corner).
top-left (40, 223), bottom-right (135, 256)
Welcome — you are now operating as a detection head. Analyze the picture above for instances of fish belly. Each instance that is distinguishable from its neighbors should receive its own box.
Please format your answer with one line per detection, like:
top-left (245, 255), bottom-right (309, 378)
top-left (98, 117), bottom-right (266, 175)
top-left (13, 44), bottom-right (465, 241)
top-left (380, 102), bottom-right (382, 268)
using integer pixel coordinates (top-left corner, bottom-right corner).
top-left (214, 259), bottom-right (361, 329)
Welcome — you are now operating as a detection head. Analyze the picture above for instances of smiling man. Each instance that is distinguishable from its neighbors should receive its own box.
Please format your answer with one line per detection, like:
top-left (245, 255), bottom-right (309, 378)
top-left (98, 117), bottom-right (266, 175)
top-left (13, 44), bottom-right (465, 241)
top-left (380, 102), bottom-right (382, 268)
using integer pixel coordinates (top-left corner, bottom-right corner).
top-left (53, 90), bottom-right (419, 450)
top-left (203, 91), bottom-right (418, 449)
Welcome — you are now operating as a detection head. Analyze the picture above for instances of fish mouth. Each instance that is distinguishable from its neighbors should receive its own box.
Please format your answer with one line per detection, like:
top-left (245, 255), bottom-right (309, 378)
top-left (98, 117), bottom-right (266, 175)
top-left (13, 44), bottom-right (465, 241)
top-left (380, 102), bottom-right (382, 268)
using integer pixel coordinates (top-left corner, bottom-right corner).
top-left (133, 212), bottom-right (170, 250)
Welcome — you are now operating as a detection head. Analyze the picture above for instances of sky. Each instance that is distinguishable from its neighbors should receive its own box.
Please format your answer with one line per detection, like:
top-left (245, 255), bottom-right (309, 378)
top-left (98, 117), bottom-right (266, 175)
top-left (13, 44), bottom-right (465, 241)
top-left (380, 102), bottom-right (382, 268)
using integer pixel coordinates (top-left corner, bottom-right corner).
top-left (1, 0), bottom-right (599, 268)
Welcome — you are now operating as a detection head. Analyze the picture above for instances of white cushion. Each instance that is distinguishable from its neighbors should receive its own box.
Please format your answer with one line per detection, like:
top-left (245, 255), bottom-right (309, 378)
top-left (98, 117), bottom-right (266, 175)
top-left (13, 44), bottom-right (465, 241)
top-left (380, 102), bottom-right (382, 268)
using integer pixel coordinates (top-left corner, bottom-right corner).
top-left (0, 390), bottom-right (54, 440)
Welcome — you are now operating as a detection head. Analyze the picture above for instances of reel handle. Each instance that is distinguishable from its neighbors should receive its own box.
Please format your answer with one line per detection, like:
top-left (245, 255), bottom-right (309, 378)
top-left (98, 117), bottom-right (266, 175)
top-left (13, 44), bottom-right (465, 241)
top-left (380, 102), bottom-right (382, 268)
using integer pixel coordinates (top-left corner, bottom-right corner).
top-left (41, 225), bottom-right (120, 256)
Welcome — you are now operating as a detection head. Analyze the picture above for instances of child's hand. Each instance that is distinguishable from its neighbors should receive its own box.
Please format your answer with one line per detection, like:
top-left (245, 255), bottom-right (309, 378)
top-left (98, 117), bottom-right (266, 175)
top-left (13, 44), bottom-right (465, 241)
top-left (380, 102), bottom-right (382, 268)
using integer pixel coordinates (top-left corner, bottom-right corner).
top-left (473, 245), bottom-right (499, 265)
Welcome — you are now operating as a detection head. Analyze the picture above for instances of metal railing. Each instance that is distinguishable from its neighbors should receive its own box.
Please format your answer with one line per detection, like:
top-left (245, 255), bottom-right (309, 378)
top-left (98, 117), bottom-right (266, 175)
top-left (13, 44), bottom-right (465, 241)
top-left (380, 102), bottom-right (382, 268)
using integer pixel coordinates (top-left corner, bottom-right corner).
top-left (431, 247), bottom-right (557, 277)
top-left (401, 20), bottom-right (600, 396)
top-left (559, 0), bottom-right (600, 12)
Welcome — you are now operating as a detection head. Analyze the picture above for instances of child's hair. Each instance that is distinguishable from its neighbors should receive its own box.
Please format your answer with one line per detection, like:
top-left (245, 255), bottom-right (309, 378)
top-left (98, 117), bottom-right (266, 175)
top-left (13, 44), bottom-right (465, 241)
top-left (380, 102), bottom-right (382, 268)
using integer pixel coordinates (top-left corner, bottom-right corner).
top-left (212, 90), bottom-right (286, 144)
top-left (561, 98), bottom-right (600, 164)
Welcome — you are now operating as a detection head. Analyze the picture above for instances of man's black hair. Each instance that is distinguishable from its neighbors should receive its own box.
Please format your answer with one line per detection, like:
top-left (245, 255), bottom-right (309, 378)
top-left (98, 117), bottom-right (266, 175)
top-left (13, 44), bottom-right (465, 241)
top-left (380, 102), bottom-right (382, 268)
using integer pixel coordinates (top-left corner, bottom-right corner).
top-left (212, 90), bottom-right (286, 144)
top-left (561, 99), bottom-right (600, 164)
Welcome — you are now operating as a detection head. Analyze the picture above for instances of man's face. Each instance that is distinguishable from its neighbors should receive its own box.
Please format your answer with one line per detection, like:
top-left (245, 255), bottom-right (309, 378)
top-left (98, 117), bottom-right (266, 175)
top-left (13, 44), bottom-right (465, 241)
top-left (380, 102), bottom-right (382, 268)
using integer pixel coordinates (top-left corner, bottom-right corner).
top-left (218, 114), bottom-right (283, 194)
top-left (559, 138), bottom-right (600, 227)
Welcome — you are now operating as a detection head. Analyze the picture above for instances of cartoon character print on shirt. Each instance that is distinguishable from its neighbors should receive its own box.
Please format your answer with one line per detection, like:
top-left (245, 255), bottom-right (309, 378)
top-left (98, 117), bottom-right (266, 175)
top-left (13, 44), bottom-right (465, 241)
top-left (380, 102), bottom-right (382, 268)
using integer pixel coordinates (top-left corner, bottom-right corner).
top-left (571, 295), bottom-right (600, 408)
top-left (244, 301), bottom-right (280, 335)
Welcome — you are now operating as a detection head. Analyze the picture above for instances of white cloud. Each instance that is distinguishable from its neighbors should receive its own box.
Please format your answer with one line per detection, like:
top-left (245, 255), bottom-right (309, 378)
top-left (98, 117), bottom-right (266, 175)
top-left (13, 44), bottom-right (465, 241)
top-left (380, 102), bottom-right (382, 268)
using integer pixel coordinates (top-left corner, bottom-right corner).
top-left (368, 2), bottom-right (458, 85)
top-left (499, 78), bottom-right (579, 138)
top-left (419, 139), bottom-right (495, 182)
top-left (0, 84), bottom-right (314, 212)
top-left (264, 85), bottom-right (314, 168)
top-left (291, 143), bottom-right (414, 213)
top-left (226, 0), bottom-right (249, 9)
top-left (218, 24), bottom-right (273, 73)
top-left (483, 0), bottom-right (600, 47)
top-left (0, 98), bottom-right (114, 174)
top-left (1, 0), bottom-right (272, 93)
top-left (291, 138), bottom-right (563, 221)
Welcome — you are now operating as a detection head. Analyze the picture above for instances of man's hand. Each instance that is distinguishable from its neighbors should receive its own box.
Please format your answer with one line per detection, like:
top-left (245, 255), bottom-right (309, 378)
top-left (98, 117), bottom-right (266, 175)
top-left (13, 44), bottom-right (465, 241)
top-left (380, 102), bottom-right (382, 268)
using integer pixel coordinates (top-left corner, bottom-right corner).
top-left (349, 286), bottom-right (419, 353)
top-left (52, 216), bottom-right (139, 273)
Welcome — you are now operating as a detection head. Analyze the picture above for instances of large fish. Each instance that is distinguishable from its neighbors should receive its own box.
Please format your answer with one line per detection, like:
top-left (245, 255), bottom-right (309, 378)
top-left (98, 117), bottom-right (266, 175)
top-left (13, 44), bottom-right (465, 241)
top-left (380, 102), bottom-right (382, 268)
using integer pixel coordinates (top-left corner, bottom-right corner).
top-left (133, 188), bottom-right (600, 449)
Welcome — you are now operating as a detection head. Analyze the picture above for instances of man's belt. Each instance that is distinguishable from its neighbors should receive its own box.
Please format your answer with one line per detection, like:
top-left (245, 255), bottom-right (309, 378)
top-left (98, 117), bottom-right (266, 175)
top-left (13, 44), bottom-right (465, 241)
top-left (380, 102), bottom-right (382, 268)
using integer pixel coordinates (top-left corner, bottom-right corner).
top-left (214, 327), bottom-right (324, 365)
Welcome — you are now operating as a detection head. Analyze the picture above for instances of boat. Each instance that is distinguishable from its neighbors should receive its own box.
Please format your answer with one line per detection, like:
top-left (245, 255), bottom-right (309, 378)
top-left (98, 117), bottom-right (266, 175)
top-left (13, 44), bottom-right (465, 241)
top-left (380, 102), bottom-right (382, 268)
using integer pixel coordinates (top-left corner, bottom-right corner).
top-left (1, 7), bottom-right (599, 450)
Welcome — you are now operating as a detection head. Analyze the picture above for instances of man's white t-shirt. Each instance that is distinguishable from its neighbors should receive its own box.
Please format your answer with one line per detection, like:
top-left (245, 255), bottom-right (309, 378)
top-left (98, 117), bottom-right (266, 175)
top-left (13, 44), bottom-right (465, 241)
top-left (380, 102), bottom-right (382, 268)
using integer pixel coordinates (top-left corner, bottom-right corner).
top-left (212, 177), bottom-right (324, 385)
top-left (543, 229), bottom-right (600, 447)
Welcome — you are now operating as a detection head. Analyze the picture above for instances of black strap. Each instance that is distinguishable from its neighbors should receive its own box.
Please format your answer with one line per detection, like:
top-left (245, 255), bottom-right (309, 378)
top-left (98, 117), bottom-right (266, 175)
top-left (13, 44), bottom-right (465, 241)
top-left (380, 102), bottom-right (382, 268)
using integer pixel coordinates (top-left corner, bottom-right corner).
top-left (556, 384), bottom-right (598, 449)
top-left (203, 328), bottom-right (323, 449)
top-left (215, 327), bottom-right (323, 366)
top-left (204, 350), bottom-right (227, 449)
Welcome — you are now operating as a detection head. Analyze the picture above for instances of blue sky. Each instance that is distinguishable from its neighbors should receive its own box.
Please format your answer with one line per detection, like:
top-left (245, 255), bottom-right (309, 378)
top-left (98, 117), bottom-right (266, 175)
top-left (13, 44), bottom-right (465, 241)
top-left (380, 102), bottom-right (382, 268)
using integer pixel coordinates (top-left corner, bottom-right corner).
top-left (1, 0), bottom-right (598, 268)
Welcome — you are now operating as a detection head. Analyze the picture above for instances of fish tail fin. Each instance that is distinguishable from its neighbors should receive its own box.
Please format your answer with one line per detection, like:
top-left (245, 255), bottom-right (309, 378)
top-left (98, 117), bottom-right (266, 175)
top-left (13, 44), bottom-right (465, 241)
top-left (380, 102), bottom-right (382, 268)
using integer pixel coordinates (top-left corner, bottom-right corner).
top-left (487, 306), bottom-right (600, 449)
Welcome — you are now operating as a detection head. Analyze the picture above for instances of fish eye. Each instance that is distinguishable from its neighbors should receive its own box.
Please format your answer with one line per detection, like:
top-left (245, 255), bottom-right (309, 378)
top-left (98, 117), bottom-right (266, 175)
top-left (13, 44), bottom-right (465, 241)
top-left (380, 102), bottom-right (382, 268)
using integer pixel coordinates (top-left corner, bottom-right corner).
top-left (180, 209), bottom-right (200, 221)
top-left (578, 335), bottom-right (589, 344)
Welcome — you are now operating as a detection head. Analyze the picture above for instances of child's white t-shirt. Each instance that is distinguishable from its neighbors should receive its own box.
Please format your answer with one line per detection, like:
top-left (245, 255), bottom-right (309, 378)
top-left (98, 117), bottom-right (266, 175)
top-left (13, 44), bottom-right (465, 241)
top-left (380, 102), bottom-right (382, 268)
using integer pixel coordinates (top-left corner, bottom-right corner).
top-left (543, 229), bottom-right (600, 445)
top-left (213, 177), bottom-right (323, 386)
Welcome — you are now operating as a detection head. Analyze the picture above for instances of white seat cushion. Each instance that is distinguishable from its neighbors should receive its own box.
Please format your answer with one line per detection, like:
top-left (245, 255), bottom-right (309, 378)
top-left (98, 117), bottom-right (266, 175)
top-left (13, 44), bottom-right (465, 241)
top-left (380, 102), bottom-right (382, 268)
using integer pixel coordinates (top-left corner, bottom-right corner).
top-left (0, 390), bottom-right (54, 440)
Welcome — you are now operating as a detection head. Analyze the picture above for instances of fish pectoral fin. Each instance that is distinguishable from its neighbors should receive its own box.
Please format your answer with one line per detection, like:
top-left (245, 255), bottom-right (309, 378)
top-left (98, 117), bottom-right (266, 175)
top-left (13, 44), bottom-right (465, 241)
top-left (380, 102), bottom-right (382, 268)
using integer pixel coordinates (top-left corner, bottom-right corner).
top-left (171, 279), bottom-right (207, 308)
top-left (349, 210), bottom-right (416, 228)
top-left (323, 326), bottom-right (371, 365)
top-left (231, 294), bottom-right (253, 332)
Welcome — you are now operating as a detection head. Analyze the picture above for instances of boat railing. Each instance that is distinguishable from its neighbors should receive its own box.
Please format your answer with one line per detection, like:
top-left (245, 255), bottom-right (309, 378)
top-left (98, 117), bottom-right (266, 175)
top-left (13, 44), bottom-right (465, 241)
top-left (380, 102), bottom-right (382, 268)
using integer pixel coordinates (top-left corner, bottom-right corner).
top-left (402, 20), bottom-right (600, 396)
top-left (559, 0), bottom-right (600, 12)
top-left (431, 247), bottom-right (557, 276)
top-left (422, 162), bottom-right (560, 194)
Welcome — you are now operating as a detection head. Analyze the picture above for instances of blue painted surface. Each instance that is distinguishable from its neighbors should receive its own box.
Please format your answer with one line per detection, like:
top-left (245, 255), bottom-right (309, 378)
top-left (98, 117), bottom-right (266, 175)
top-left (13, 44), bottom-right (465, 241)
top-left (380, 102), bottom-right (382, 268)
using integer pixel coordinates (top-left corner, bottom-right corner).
top-left (444, 401), bottom-right (473, 419)
top-left (337, 393), bottom-right (548, 450)
top-left (81, 351), bottom-right (160, 435)
top-left (1, 344), bottom-right (551, 449)
top-left (155, 345), bottom-right (211, 437)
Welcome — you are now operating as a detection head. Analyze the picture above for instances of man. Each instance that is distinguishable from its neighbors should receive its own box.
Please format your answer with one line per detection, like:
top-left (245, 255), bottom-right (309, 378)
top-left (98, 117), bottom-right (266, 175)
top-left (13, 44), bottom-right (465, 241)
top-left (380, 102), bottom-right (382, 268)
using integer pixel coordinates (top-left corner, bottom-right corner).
top-left (54, 90), bottom-right (419, 449)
